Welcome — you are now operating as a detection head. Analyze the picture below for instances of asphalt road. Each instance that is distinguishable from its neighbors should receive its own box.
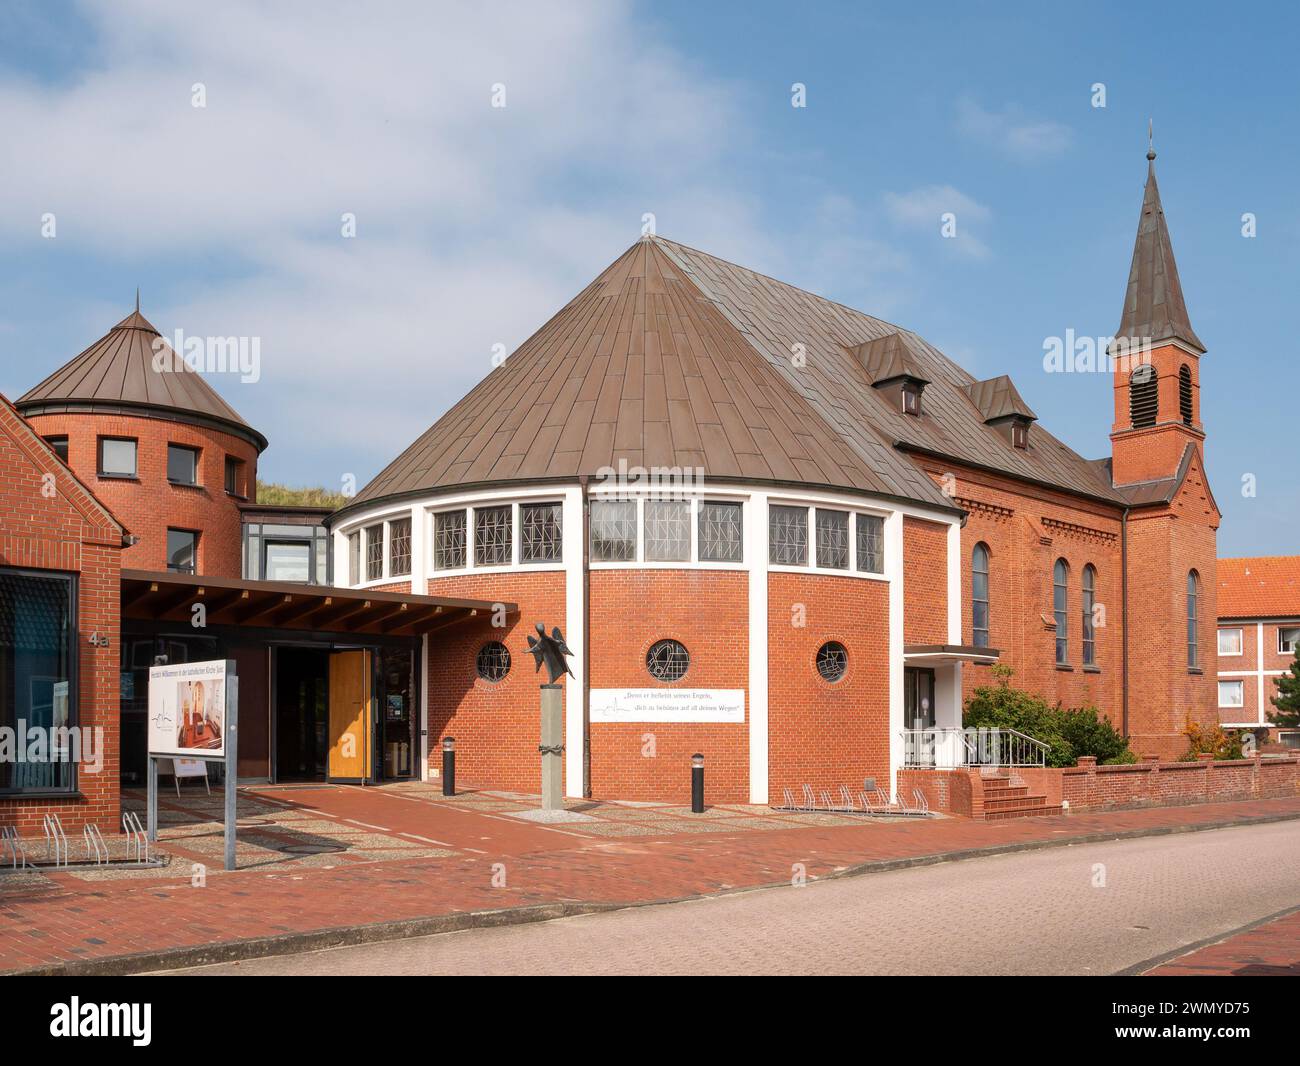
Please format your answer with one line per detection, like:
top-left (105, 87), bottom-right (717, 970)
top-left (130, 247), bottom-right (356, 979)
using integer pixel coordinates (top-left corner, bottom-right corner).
top-left (167, 820), bottom-right (1300, 976)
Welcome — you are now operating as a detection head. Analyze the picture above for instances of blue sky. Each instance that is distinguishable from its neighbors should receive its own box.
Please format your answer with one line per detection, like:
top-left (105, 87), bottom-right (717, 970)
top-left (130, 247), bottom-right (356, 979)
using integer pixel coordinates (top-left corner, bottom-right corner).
top-left (0, 1), bottom-right (1294, 555)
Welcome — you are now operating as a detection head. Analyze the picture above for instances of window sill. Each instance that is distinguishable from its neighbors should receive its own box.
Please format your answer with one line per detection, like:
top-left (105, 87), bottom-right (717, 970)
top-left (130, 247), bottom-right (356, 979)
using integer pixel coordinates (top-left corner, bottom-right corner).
top-left (168, 479), bottom-right (204, 490)
top-left (226, 491), bottom-right (249, 501)
top-left (1055, 664), bottom-right (1073, 672)
top-left (0, 789), bottom-right (83, 800)
top-left (1083, 665), bottom-right (1102, 674)
top-left (97, 473), bottom-right (138, 481)
top-left (1188, 667), bottom-right (1204, 675)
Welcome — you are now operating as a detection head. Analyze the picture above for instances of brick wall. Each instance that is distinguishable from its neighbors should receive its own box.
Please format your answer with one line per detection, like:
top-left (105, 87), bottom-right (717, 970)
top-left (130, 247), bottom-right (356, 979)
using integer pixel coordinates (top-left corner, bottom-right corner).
top-left (903, 516), bottom-right (947, 644)
top-left (0, 401), bottom-right (123, 833)
top-left (588, 570), bottom-right (749, 803)
top-left (22, 410), bottom-right (257, 578)
top-left (1063, 754), bottom-right (1299, 811)
top-left (423, 570), bottom-right (565, 795)
top-left (767, 572), bottom-right (889, 805)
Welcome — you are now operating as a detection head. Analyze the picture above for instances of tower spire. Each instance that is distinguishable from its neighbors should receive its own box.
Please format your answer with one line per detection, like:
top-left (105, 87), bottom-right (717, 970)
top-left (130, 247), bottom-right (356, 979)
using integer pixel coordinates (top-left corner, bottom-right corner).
top-left (1115, 140), bottom-right (1204, 353)
top-left (135, 286), bottom-right (140, 313)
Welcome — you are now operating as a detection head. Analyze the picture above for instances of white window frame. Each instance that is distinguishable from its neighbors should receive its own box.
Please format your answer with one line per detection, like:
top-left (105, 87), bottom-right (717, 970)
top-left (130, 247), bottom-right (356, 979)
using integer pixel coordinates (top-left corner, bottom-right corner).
top-left (1217, 679), bottom-right (1244, 709)
top-left (1279, 627), bottom-right (1300, 655)
top-left (587, 491), bottom-right (747, 572)
top-left (1217, 628), bottom-right (1243, 657)
top-left (766, 495), bottom-right (890, 582)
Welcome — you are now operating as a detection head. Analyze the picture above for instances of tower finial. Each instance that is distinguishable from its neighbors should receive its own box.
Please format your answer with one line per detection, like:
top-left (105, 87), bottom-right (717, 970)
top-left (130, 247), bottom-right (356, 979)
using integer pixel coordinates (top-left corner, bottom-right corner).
top-left (1147, 119), bottom-right (1156, 162)
top-left (135, 286), bottom-right (140, 313)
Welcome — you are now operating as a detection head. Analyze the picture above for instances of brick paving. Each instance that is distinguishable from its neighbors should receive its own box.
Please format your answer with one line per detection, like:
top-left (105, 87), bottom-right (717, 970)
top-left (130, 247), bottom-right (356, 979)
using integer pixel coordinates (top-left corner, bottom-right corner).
top-left (1143, 906), bottom-right (1300, 976)
top-left (2, 783), bottom-right (1299, 974)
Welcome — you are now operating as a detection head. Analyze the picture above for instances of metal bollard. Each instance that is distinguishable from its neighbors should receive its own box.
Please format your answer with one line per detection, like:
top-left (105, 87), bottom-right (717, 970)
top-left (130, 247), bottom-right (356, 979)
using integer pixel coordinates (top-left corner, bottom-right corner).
top-left (691, 752), bottom-right (705, 814)
top-left (442, 736), bottom-right (456, 797)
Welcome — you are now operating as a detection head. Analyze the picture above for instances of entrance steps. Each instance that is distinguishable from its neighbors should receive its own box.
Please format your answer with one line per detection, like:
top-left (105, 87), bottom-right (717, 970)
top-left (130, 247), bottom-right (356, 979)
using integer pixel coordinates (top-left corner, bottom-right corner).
top-left (979, 771), bottom-right (1064, 821)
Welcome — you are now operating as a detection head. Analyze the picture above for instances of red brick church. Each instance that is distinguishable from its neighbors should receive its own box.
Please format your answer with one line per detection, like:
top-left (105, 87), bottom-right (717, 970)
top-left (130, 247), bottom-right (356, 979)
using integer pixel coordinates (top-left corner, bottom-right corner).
top-left (0, 148), bottom-right (1222, 831)
top-left (332, 146), bottom-right (1219, 801)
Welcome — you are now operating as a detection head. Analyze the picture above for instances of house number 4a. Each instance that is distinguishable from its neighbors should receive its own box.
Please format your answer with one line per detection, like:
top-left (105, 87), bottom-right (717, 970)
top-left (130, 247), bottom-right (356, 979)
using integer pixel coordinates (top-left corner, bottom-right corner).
top-left (88, 632), bottom-right (111, 648)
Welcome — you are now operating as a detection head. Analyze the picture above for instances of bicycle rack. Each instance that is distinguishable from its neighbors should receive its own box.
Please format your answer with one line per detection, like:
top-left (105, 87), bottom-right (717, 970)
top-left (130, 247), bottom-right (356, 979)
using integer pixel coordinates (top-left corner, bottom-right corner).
top-left (42, 813), bottom-right (68, 867)
top-left (83, 823), bottom-right (108, 865)
top-left (1, 825), bottom-right (26, 870)
top-left (122, 811), bottom-right (149, 864)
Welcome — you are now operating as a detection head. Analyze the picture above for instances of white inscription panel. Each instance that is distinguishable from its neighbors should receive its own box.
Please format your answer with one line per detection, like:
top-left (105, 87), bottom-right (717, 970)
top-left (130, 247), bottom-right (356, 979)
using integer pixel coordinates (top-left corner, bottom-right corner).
top-left (589, 689), bottom-right (745, 724)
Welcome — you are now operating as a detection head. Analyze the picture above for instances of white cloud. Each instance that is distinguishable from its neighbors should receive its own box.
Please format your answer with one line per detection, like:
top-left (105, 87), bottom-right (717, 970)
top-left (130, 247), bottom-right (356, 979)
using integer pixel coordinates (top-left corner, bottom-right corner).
top-left (955, 97), bottom-right (1072, 161)
top-left (0, 0), bottom-right (768, 484)
top-left (884, 184), bottom-right (992, 259)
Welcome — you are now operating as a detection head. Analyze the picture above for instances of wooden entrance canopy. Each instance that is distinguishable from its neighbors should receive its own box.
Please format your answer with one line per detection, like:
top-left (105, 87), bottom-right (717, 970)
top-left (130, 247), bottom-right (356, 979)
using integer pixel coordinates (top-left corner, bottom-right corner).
top-left (121, 569), bottom-right (515, 638)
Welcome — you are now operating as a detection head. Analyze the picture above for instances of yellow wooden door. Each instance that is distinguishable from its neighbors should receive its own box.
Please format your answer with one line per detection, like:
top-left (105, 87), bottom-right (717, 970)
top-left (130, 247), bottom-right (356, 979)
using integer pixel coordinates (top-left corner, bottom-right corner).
top-left (328, 650), bottom-right (371, 781)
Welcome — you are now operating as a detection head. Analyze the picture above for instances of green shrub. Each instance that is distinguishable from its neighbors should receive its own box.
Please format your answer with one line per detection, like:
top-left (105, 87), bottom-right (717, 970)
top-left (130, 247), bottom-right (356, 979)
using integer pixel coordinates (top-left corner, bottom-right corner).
top-left (962, 665), bottom-right (1135, 768)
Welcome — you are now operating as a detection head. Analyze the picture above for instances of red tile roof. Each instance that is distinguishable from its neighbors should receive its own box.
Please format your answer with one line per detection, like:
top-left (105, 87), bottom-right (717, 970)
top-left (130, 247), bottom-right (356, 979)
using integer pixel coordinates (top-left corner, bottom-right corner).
top-left (1218, 556), bottom-right (1300, 619)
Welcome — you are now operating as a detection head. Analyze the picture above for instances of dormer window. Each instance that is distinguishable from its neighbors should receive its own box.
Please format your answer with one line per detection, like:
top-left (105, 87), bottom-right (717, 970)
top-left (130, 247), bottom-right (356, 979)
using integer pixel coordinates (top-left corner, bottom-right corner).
top-left (1011, 421), bottom-right (1029, 449)
top-left (901, 380), bottom-right (923, 417)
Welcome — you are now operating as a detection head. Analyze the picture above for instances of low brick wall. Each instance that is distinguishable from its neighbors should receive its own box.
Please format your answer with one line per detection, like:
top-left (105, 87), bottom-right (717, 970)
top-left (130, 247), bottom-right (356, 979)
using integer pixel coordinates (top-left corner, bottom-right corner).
top-left (1063, 754), bottom-right (1300, 812)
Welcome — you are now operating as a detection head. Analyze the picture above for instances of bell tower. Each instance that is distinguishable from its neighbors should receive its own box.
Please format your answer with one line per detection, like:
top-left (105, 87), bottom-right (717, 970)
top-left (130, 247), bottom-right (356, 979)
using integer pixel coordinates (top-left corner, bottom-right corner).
top-left (1109, 145), bottom-right (1207, 486)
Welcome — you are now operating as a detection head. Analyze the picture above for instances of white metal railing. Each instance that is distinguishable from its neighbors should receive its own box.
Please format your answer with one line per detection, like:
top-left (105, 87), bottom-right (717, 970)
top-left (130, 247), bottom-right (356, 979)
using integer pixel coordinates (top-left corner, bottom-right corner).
top-left (901, 727), bottom-right (1048, 769)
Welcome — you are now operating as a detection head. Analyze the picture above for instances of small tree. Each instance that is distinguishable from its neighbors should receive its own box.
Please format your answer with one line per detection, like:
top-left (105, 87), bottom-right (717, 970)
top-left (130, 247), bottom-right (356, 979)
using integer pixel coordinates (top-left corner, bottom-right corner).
top-left (1268, 644), bottom-right (1300, 729)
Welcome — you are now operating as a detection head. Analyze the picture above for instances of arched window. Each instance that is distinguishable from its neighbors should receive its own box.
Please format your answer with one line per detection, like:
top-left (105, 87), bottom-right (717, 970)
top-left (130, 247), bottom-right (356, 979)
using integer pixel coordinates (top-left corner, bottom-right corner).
top-left (1178, 365), bottom-right (1193, 425)
top-left (1053, 559), bottom-right (1069, 664)
top-left (1130, 364), bottom-right (1157, 428)
top-left (1082, 564), bottom-right (1097, 666)
top-left (1187, 570), bottom-right (1200, 669)
top-left (972, 543), bottom-right (990, 648)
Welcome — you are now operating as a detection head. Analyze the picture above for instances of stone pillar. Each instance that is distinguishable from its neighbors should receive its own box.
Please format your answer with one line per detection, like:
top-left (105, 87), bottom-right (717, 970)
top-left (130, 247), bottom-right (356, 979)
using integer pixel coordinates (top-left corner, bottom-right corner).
top-left (540, 684), bottom-right (564, 810)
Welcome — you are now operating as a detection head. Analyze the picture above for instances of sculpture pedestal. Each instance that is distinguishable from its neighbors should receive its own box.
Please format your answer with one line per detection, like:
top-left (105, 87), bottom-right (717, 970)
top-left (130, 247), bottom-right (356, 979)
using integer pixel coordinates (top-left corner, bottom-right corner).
top-left (540, 684), bottom-right (564, 810)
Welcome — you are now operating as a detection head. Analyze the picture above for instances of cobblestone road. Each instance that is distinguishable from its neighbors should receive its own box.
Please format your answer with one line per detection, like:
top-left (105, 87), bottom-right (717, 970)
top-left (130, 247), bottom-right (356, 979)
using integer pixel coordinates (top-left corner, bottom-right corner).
top-left (173, 819), bottom-right (1300, 976)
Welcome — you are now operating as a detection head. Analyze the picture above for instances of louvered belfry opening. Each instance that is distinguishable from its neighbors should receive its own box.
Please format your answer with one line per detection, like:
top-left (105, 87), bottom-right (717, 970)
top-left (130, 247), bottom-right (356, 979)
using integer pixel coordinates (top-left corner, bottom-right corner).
top-left (1129, 364), bottom-right (1158, 428)
top-left (1178, 364), bottom-right (1194, 425)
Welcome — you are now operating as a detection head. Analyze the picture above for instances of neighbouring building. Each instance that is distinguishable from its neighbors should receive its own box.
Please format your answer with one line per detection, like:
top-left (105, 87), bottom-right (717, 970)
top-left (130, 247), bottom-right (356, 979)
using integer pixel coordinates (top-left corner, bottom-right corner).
top-left (330, 147), bottom-right (1220, 804)
top-left (1217, 556), bottom-right (1300, 746)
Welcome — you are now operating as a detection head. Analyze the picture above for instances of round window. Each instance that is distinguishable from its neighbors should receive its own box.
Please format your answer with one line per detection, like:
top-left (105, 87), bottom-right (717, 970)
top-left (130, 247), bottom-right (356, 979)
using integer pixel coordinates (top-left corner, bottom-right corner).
top-left (816, 641), bottom-right (848, 683)
top-left (476, 641), bottom-right (511, 683)
top-left (646, 639), bottom-right (690, 682)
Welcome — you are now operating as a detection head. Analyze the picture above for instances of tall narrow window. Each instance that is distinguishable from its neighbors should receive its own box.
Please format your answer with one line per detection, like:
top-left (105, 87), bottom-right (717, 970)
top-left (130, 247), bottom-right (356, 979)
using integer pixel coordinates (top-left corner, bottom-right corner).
top-left (348, 531), bottom-right (360, 585)
top-left (972, 543), bottom-right (990, 648)
top-left (167, 444), bottom-right (200, 485)
top-left (1178, 365), bottom-right (1193, 425)
top-left (1082, 564), bottom-right (1097, 666)
top-left (167, 529), bottom-right (198, 574)
top-left (389, 517), bottom-right (412, 577)
top-left (1129, 364), bottom-right (1157, 428)
top-left (365, 524), bottom-right (384, 581)
top-left (1053, 559), bottom-right (1069, 664)
top-left (1187, 570), bottom-right (1199, 669)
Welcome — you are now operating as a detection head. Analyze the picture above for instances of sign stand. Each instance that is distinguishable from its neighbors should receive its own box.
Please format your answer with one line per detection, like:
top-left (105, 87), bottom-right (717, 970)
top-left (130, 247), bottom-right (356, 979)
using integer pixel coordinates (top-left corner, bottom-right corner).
top-left (146, 659), bottom-right (239, 871)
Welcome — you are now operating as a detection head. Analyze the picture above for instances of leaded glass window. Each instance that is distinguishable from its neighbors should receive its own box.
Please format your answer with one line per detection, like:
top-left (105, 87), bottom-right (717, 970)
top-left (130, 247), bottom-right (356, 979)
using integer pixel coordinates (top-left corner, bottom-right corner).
top-left (815, 509), bottom-right (849, 570)
top-left (972, 543), bottom-right (990, 648)
top-left (474, 505), bottom-right (512, 567)
top-left (856, 514), bottom-right (884, 574)
top-left (521, 502), bottom-right (563, 563)
top-left (769, 505), bottom-right (808, 566)
top-left (1082, 564), bottom-right (1096, 666)
top-left (365, 524), bottom-right (384, 581)
top-left (433, 510), bottom-right (466, 570)
top-left (591, 500), bottom-right (636, 561)
top-left (644, 499), bottom-right (691, 562)
top-left (816, 641), bottom-right (848, 683)
top-left (1053, 559), bottom-right (1069, 664)
top-left (699, 501), bottom-right (743, 563)
top-left (646, 639), bottom-right (689, 682)
top-left (476, 641), bottom-right (511, 682)
top-left (389, 517), bottom-right (412, 577)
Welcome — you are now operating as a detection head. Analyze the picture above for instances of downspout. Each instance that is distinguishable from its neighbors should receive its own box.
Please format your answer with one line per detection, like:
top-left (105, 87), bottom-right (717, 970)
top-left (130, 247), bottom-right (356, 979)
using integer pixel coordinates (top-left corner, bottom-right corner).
top-left (579, 474), bottom-right (592, 798)
top-left (1121, 505), bottom-right (1130, 737)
